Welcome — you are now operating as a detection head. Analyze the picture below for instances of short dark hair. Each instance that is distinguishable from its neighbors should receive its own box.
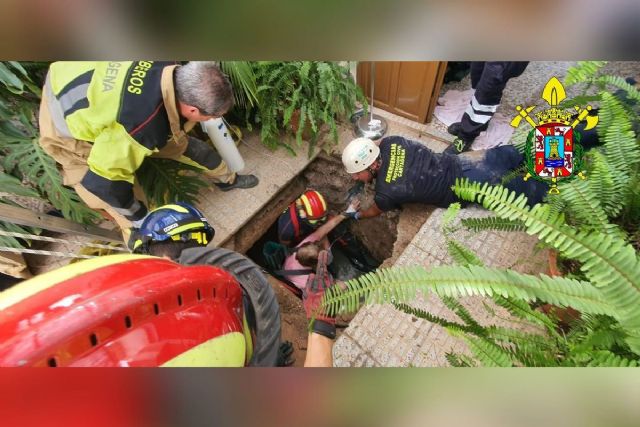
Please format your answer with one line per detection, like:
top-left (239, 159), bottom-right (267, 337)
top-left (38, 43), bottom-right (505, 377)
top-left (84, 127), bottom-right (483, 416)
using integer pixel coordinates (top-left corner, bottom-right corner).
top-left (296, 242), bottom-right (321, 268)
top-left (148, 240), bottom-right (201, 261)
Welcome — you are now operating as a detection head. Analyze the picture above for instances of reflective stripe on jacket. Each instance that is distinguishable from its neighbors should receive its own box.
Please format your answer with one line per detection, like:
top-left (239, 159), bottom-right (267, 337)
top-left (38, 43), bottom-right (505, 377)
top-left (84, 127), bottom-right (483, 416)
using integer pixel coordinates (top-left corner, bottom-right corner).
top-left (43, 61), bottom-right (190, 221)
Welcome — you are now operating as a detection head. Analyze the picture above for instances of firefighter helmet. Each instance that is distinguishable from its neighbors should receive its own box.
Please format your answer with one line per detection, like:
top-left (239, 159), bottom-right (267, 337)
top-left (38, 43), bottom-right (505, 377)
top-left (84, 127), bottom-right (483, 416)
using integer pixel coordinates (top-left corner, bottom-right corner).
top-left (296, 190), bottom-right (328, 225)
top-left (130, 202), bottom-right (215, 254)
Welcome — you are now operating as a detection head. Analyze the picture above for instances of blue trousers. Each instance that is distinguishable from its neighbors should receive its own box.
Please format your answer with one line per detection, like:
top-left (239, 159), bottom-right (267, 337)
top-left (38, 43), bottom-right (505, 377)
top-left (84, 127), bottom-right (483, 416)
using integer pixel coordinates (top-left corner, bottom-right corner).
top-left (458, 146), bottom-right (548, 206)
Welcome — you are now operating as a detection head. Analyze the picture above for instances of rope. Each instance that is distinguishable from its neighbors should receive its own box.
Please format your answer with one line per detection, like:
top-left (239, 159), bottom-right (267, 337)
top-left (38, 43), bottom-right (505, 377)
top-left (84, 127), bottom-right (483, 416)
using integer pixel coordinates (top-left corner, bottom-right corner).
top-left (0, 230), bottom-right (128, 252)
top-left (0, 246), bottom-right (97, 259)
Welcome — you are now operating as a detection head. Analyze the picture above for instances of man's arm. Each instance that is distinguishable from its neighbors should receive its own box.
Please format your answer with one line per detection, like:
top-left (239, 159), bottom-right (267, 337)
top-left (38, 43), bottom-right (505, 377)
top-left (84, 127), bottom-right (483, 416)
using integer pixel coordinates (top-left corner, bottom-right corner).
top-left (357, 202), bottom-right (384, 219)
top-left (83, 123), bottom-right (153, 226)
top-left (302, 250), bottom-right (336, 367)
top-left (308, 200), bottom-right (360, 241)
top-left (304, 333), bottom-right (333, 367)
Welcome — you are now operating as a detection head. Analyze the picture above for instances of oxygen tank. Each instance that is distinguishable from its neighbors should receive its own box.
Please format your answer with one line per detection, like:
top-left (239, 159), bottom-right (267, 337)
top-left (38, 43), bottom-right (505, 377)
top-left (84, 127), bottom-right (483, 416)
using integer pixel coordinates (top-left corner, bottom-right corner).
top-left (201, 118), bottom-right (245, 172)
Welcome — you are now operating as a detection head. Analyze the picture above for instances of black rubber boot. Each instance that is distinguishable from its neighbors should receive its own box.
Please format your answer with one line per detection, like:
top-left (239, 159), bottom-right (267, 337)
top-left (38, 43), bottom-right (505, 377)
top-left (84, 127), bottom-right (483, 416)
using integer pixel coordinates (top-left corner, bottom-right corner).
top-left (215, 174), bottom-right (259, 191)
top-left (443, 137), bottom-right (474, 155)
top-left (447, 122), bottom-right (463, 137)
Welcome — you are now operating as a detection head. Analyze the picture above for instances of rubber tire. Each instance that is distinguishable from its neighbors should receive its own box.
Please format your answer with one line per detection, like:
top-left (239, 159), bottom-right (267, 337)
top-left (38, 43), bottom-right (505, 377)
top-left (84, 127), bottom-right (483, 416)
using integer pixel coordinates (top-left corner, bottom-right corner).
top-left (178, 246), bottom-right (281, 367)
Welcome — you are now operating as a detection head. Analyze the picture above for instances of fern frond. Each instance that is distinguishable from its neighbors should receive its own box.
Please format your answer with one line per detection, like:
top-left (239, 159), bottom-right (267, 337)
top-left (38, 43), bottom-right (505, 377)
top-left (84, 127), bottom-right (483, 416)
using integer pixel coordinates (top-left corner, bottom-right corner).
top-left (492, 295), bottom-right (559, 337)
top-left (586, 351), bottom-right (639, 367)
top-left (461, 216), bottom-right (526, 233)
top-left (453, 179), bottom-right (640, 352)
top-left (136, 158), bottom-right (209, 209)
top-left (550, 178), bottom-right (622, 236)
top-left (442, 202), bottom-right (461, 228)
top-left (323, 264), bottom-right (616, 319)
top-left (484, 326), bottom-right (558, 367)
top-left (587, 149), bottom-right (622, 217)
top-left (445, 352), bottom-right (476, 367)
top-left (446, 239), bottom-right (484, 267)
top-left (595, 75), bottom-right (640, 104)
top-left (448, 329), bottom-right (513, 367)
top-left (393, 302), bottom-right (470, 332)
top-left (2, 139), bottom-right (100, 224)
top-left (564, 61), bottom-right (607, 85)
top-left (441, 295), bottom-right (485, 335)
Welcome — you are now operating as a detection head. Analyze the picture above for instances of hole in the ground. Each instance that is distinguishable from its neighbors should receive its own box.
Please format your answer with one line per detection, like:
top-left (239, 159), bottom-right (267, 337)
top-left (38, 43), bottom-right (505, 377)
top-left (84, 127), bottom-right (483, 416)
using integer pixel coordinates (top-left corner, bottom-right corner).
top-left (228, 153), bottom-right (407, 367)
top-left (245, 153), bottom-right (399, 283)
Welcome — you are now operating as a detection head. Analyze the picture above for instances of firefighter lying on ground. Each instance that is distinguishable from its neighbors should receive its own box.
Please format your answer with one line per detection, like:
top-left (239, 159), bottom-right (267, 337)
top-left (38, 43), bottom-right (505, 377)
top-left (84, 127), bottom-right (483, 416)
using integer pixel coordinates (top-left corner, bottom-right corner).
top-left (341, 136), bottom-right (548, 220)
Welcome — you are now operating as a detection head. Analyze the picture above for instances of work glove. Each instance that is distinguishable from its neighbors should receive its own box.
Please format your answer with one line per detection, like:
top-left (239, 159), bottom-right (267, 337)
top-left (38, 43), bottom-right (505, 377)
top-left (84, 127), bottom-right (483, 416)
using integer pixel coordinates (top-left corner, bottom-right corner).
top-left (303, 250), bottom-right (336, 339)
top-left (276, 341), bottom-right (295, 367)
top-left (341, 199), bottom-right (361, 220)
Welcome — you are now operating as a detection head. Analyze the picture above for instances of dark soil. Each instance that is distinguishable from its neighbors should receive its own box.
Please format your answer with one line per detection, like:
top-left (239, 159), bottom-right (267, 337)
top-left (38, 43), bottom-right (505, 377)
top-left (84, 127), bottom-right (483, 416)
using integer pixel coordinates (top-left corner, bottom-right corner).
top-left (267, 275), bottom-right (308, 367)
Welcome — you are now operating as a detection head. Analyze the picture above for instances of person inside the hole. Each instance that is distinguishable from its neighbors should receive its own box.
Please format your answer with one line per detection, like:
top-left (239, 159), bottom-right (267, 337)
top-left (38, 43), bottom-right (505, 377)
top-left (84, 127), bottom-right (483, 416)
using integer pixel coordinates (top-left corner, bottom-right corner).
top-left (277, 190), bottom-right (329, 248)
top-left (341, 136), bottom-right (548, 219)
top-left (129, 202), bottom-right (336, 367)
top-left (283, 198), bottom-right (360, 291)
top-left (275, 189), bottom-right (380, 280)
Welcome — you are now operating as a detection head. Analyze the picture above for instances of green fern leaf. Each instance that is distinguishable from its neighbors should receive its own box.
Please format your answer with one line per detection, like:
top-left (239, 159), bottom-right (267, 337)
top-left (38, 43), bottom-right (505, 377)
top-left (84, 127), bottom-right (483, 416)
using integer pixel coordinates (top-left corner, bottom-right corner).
top-left (323, 264), bottom-right (617, 319)
top-left (2, 139), bottom-right (100, 224)
top-left (448, 329), bottom-right (513, 367)
top-left (461, 216), bottom-right (526, 233)
top-left (564, 61), bottom-right (607, 85)
top-left (136, 158), bottom-right (209, 209)
top-left (586, 351), bottom-right (639, 367)
top-left (492, 295), bottom-right (559, 336)
top-left (453, 179), bottom-right (640, 352)
top-left (393, 302), bottom-right (471, 332)
top-left (446, 240), bottom-right (484, 267)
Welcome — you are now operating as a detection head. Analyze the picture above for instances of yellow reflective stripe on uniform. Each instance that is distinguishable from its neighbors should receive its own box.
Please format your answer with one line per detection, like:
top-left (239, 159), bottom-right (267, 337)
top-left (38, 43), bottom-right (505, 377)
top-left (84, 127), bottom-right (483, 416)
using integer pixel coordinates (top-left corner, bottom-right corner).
top-left (49, 62), bottom-right (135, 142)
top-left (48, 62), bottom-right (96, 95)
top-left (160, 332), bottom-right (246, 367)
top-left (0, 254), bottom-right (154, 310)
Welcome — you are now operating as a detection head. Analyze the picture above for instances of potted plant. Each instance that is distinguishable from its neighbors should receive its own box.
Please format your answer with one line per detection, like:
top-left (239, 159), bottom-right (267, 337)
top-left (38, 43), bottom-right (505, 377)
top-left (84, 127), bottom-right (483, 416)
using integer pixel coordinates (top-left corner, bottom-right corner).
top-left (252, 61), bottom-right (367, 155)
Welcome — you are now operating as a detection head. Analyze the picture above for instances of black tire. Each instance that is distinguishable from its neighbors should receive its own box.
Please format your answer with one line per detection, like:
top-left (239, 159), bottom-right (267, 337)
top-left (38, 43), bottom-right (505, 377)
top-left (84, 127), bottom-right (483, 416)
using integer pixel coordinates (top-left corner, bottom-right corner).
top-left (178, 246), bottom-right (281, 367)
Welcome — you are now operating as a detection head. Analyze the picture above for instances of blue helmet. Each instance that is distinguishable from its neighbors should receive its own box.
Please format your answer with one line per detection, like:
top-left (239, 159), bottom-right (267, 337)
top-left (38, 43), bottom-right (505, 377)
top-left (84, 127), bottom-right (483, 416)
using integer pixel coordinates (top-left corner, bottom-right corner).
top-left (131, 203), bottom-right (215, 254)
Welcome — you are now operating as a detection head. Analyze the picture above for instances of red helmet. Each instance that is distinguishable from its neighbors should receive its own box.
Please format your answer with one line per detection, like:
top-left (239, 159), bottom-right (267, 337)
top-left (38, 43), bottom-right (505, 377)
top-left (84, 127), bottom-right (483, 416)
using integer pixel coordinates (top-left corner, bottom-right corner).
top-left (296, 190), bottom-right (328, 224)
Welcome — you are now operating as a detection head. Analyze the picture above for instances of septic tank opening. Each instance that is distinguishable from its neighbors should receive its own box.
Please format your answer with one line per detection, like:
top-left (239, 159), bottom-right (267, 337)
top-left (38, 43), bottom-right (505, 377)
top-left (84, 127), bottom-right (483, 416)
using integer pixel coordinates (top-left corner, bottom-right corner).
top-left (230, 152), bottom-right (408, 367)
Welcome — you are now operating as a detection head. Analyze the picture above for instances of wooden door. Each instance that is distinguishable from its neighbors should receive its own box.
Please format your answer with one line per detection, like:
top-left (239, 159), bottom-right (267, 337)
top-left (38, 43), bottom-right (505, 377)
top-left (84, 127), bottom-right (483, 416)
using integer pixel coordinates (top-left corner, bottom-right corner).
top-left (357, 61), bottom-right (447, 123)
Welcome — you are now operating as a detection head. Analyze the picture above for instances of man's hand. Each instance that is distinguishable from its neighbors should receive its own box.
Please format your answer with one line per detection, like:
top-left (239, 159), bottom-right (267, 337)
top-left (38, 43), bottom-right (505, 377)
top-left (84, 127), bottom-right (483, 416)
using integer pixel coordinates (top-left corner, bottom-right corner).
top-left (303, 250), bottom-right (336, 339)
top-left (342, 199), bottom-right (361, 220)
top-left (345, 199), bottom-right (361, 213)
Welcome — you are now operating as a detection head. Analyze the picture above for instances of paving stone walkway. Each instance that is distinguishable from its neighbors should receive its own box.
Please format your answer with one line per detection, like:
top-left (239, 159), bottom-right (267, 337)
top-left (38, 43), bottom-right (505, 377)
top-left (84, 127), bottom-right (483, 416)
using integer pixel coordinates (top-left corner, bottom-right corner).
top-left (332, 206), bottom-right (550, 367)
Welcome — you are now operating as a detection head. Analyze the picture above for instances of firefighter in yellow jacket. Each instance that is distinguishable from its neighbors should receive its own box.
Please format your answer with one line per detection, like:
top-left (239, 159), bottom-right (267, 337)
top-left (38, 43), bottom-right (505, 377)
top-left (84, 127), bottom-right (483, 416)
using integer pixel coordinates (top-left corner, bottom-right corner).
top-left (38, 61), bottom-right (259, 232)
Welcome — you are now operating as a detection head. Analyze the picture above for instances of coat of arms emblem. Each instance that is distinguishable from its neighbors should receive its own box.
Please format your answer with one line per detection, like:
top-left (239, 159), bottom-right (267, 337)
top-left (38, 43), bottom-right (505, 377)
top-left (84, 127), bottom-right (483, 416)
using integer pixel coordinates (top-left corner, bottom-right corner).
top-left (510, 77), bottom-right (599, 194)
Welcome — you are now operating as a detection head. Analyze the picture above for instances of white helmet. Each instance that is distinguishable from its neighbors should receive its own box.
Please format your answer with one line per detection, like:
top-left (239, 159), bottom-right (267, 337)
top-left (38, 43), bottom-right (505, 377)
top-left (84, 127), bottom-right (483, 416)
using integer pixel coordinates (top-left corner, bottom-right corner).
top-left (342, 138), bottom-right (380, 174)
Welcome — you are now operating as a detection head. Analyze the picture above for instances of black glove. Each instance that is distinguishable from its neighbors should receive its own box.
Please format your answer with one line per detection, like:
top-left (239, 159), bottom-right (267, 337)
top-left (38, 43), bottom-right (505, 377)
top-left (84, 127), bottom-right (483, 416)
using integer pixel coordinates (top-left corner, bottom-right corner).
top-left (276, 341), bottom-right (295, 367)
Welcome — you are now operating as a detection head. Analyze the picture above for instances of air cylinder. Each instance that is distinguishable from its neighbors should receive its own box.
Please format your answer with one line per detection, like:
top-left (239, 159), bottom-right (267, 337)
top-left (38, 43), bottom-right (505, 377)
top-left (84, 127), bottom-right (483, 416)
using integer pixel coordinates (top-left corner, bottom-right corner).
top-left (201, 118), bottom-right (245, 172)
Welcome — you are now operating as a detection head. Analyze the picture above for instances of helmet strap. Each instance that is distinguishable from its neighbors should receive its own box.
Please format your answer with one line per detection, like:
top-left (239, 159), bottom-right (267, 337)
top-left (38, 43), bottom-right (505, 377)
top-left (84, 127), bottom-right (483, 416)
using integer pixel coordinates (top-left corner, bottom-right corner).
top-left (366, 157), bottom-right (380, 178)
